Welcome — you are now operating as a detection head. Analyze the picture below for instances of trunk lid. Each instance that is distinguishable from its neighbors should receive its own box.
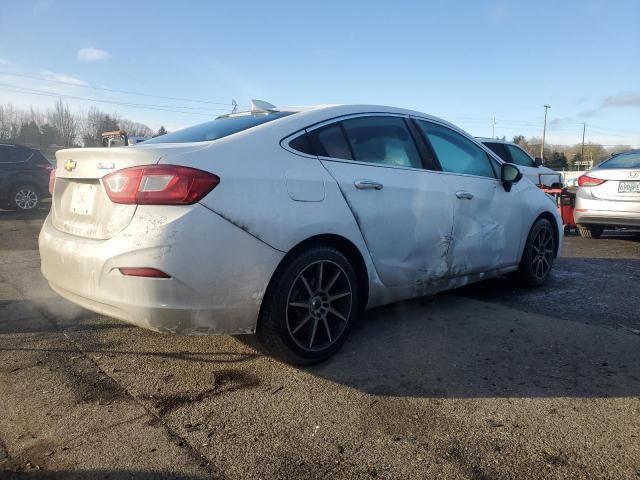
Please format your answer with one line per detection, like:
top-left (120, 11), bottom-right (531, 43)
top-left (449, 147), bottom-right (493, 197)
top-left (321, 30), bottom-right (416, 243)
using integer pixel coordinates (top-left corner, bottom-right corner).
top-left (588, 168), bottom-right (640, 202)
top-left (51, 144), bottom-right (205, 239)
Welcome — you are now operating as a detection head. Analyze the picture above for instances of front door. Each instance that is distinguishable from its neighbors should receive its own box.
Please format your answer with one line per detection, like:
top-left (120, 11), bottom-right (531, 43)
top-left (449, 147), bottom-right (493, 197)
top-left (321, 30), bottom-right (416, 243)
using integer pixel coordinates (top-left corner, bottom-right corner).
top-left (310, 115), bottom-right (455, 287)
top-left (415, 120), bottom-right (522, 275)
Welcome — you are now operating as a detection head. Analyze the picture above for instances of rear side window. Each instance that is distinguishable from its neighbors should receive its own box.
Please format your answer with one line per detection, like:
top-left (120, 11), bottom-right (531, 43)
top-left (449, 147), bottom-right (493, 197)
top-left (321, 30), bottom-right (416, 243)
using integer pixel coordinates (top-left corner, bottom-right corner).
top-left (310, 124), bottom-right (353, 160)
top-left (484, 142), bottom-right (509, 162)
top-left (341, 116), bottom-right (422, 168)
top-left (143, 111), bottom-right (293, 144)
top-left (418, 121), bottom-right (496, 178)
top-left (0, 146), bottom-right (30, 163)
top-left (598, 152), bottom-right (640, 169)
top-left (288, 133), bottom-right (315, 155)
top-left (506, 144), bottom-right (534, 167)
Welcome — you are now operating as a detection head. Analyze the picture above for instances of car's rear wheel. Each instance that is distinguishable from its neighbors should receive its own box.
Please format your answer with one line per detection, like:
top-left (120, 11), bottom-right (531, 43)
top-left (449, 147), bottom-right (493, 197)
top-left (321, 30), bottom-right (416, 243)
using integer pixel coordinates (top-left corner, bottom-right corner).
top-left (577, 225), bottom-right (603, 239)
top-left (517, 218), bottom-right (555, 287)
top-left (257, 246), bottom-right (359, 365)
top-left (9, 184), bottom-right (40, 211)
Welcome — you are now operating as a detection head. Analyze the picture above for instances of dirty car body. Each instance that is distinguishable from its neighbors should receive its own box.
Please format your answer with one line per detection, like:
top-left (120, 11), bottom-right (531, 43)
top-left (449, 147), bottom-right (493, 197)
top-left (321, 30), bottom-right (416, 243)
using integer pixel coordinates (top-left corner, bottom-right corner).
top-left (39, 103), bottom-right (561, 362)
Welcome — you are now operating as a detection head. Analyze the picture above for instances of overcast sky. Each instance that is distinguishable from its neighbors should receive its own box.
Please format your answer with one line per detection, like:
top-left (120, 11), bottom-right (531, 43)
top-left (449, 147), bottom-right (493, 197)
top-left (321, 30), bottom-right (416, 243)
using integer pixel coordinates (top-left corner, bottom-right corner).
top-left (0, 0), bottom-right (638, 146)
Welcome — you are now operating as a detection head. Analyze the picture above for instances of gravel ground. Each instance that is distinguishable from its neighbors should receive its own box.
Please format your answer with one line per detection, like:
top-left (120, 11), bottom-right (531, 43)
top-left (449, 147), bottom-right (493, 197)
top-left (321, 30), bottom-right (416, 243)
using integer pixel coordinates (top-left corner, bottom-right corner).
top-left (1, 208), bottom-right (639, 479)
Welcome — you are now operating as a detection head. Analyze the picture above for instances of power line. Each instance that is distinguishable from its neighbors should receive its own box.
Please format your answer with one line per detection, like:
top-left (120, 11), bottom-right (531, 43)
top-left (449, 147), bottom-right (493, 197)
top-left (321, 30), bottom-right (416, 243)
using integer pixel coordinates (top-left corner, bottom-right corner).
top-left (0, 85), bottom-right (221, 117)
top-left (0, 71), bottom-right (248, 108)
top-left (0, 82), bottom-right (234, 113)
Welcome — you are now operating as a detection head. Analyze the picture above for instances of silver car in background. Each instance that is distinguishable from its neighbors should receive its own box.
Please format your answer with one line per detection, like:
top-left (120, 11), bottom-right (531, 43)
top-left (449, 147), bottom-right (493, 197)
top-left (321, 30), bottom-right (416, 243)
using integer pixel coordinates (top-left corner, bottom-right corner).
top-left (477, 138), bottom-right (562, 187)
top-left (574, 150), bottom-right (640, 238)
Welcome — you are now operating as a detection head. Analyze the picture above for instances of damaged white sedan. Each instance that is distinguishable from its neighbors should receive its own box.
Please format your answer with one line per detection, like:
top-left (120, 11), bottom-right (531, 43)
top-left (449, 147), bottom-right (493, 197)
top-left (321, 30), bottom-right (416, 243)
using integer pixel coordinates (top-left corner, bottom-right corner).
top-left (39, 102), bottom-right (561, 364)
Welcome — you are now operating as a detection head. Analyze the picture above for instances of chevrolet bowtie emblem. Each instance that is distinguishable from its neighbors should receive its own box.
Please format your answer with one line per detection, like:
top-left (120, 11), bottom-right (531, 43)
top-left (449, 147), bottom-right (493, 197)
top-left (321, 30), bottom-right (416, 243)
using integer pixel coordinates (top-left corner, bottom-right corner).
top-left (64, 159), bottom-right (77, 172)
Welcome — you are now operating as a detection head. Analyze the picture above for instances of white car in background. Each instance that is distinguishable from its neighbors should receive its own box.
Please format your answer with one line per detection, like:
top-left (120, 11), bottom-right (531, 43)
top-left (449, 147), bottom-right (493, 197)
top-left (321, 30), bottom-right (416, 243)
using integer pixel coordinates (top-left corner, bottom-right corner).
top-left (574, 150), bottom-right (640, 238)
top-left (478, 137), bottom-right (562, 187)
top-left (39, 102), bottom-right (562, 364)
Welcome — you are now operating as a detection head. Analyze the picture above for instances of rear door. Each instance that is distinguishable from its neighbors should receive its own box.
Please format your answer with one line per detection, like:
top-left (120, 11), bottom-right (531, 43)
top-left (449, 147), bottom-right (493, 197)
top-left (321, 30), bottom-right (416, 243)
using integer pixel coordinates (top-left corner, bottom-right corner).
top-left (311, 115), bottom-right (455, 287)
top-left (416, 120), bottom-right (523, 274)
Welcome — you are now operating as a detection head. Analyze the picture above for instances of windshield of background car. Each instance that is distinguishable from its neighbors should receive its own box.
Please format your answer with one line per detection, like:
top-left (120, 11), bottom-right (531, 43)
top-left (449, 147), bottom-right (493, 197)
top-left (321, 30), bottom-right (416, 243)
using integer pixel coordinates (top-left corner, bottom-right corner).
top-left (597, 152), bottom-right (640, 169)
top-left (142, 111), bottom-right (293, 144)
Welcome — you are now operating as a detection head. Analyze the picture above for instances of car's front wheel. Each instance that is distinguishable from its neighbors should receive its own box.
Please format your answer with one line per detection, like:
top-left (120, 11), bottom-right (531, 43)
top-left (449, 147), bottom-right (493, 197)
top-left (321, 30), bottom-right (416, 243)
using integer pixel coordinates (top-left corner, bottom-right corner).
top-left (517, 218), bottom-right (556, 287)
top-left (9, 184), bottom-right (41, 211)
top-left (257, 246), bottom-right (359, 365)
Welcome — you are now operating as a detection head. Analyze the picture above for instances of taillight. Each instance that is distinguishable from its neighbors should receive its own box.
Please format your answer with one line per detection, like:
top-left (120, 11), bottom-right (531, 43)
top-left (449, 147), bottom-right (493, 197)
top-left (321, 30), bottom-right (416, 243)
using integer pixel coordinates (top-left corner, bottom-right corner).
top-left (103, 165), bottom-right (219, 205)
top-left (49, 169), bottom-right (56, 195)
top-left (578, 175), bottom-right (606, 187)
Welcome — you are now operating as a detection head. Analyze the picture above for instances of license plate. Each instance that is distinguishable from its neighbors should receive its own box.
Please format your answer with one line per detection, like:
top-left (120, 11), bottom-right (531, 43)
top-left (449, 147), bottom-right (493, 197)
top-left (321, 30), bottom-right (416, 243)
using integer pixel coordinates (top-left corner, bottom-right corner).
top-left (618, 181), bottom-right (640, 193)
top-left (70, 184), bottom-right (96, 215)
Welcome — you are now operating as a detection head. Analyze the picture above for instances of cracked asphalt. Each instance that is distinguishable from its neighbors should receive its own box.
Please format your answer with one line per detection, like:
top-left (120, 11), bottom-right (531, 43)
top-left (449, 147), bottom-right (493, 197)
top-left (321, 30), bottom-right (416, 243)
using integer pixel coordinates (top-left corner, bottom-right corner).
top-left (1, 206), bottom-right (639, 479)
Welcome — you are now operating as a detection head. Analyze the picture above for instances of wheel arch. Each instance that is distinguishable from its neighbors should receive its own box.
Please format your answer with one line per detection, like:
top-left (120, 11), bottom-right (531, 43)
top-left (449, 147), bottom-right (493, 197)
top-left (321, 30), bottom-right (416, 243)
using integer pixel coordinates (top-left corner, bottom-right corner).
top-left (8, 178), bottom-right (43, 197)
top-left (259, 234), bottom-right (370, 324)
top-left (531, 211), bottom-right (560, 257)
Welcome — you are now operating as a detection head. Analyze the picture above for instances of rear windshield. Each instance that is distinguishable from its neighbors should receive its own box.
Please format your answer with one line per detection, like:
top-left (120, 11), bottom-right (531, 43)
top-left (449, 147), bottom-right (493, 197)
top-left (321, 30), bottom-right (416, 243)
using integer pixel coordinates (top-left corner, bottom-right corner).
top-left (598, 152), bottom-right (640, 169)
top-left (142, 111), bottom-right (293, 144)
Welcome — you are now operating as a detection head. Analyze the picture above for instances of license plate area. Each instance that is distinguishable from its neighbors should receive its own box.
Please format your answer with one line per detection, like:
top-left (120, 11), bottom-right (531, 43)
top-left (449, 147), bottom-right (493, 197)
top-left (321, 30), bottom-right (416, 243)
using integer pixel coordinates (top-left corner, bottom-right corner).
top-left (70, 183), bottom-right (97, 215)
top-left (618, 181), bottom-right (640, 193)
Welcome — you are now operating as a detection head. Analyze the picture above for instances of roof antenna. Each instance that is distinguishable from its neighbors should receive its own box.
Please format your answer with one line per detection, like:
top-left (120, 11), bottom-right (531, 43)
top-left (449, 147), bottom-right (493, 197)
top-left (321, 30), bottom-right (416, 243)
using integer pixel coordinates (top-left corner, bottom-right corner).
top-left (251, 99), bottom-right (277, 112)
top-left (231, 99), bottom-right (238, 114)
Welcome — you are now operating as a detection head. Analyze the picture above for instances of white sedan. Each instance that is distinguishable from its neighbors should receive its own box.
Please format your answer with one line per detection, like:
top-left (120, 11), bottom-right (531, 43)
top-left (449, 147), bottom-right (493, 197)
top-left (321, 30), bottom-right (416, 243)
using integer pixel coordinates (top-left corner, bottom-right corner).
top-left (39, 102), bottom-right (562, 364)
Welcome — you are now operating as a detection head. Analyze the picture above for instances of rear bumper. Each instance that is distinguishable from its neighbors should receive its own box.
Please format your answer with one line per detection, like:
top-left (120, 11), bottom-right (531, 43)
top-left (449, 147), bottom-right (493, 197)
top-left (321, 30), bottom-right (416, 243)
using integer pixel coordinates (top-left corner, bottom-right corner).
top-left (39, 204), bottom-right (285, 335)
top-left (574, 193), bottom-right (640, 227)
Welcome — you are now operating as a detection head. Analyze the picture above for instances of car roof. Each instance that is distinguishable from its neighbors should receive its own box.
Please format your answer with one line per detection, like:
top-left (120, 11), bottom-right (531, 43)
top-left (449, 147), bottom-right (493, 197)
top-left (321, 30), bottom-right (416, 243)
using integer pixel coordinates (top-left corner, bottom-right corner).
top-left (248, 103), bottom-right (474, 140)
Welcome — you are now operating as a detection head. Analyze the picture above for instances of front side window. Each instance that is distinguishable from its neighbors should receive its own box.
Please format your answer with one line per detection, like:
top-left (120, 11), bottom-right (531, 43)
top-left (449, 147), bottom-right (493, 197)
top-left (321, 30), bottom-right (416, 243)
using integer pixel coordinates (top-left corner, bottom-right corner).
top-left (143, 111), bottom-right (293, 144)
top-left (598, 152), bottom-right (640, 169)
top-left (339, 116), bottom-right (421, 168)
top-left (418, 122), bottom-right (496, 178)
top-left (506, 144), bottom-right (534, 167)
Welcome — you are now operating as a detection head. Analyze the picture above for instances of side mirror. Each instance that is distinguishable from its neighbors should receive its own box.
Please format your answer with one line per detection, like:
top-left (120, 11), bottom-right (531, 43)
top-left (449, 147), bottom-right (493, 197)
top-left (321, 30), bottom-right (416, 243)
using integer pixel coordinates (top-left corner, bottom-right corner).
top-left (534, 157), bottom-right (543, 167)
top-left (501, 163), bottom-right (522, 192)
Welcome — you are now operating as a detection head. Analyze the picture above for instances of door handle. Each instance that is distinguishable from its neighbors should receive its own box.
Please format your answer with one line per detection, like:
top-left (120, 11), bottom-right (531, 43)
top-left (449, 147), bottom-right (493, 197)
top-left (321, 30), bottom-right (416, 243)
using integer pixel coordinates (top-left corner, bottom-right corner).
top-left (354, 179), bottom-right (383, 190)
top-left (455, 190), bottom-right (474, 200)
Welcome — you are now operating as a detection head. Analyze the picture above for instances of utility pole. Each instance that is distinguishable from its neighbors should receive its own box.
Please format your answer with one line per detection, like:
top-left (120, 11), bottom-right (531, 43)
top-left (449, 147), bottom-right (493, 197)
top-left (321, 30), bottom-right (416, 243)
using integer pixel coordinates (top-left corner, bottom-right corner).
top-left (541, 105), bottom-right (551, 162)
top-left (581, 123), bottom-right (586, 165)
top-left (491, 117), bottom-right (496, 138)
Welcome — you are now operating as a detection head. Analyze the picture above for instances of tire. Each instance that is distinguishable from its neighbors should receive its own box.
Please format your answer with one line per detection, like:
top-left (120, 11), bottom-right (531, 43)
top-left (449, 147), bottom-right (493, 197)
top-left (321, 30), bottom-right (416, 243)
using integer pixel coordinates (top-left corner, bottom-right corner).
top-left (578, 225), bottom-right (603, 239)
top-left (257, 246), bottom-right (359, 365)
top-left (9, 184), bottom-right (40, 211)
top-left (517, 218), bottom-right (556, 287)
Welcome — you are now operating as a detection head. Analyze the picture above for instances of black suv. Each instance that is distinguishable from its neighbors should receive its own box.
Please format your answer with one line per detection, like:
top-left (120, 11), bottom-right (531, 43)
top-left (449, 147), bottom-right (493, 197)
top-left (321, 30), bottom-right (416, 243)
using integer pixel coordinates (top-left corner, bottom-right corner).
top-left (0, 143), bottom-right (52, 211)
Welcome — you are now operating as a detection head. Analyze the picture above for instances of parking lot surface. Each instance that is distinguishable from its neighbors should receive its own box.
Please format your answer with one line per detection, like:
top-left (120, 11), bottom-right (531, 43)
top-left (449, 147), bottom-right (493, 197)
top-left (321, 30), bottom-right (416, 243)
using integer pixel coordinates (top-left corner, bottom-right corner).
top-left (1, 208), bottom-right (639, 479)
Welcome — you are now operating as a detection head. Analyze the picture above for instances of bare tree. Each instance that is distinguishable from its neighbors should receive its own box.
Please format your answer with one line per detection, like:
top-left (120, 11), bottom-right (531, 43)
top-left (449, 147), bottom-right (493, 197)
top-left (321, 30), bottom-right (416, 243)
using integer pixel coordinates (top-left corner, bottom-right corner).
top-left (119, 118), bottom-right (154, 137)
top-left (80, 107), bottom-right (123, 147)
top-left (47, 99), bottom-right (78, 147)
